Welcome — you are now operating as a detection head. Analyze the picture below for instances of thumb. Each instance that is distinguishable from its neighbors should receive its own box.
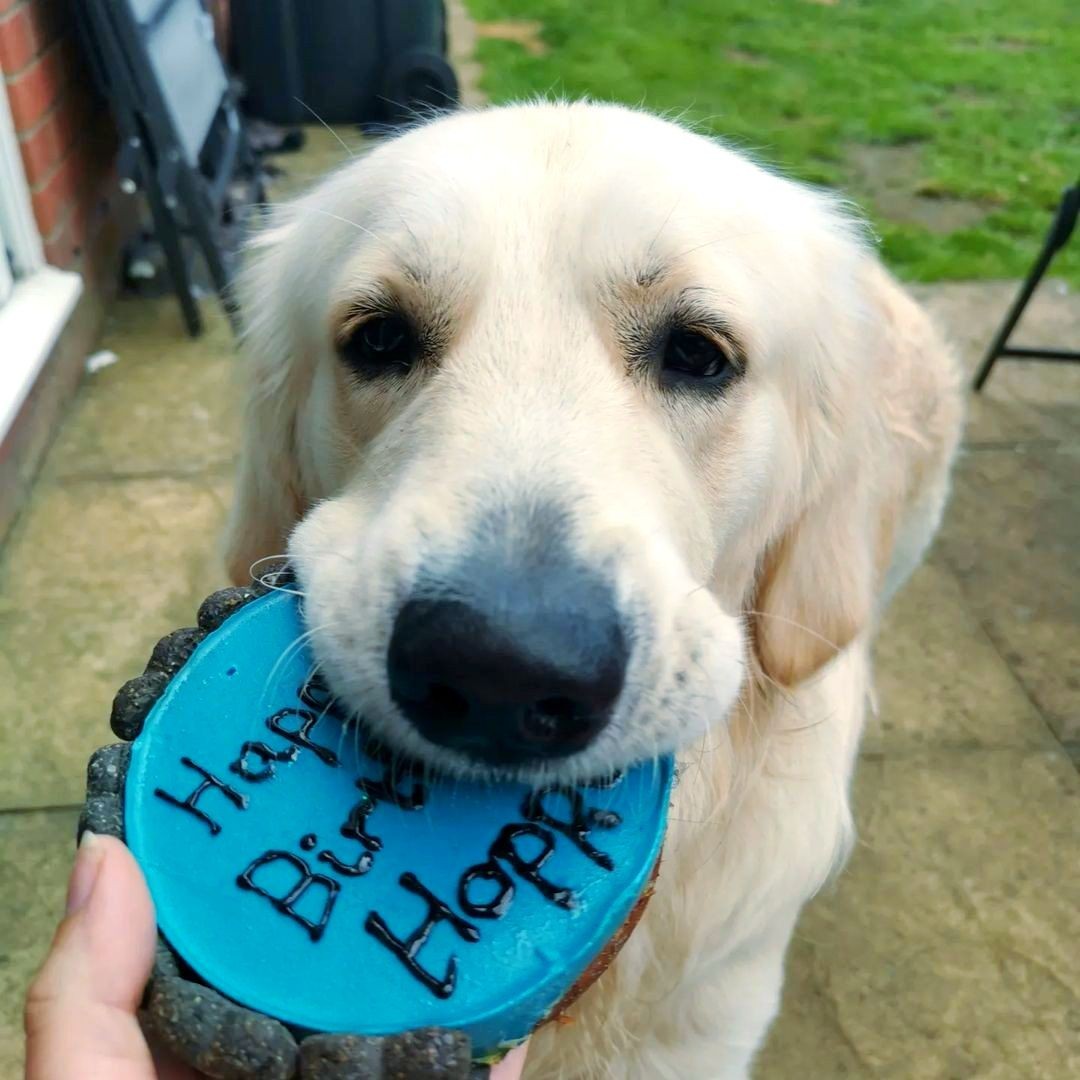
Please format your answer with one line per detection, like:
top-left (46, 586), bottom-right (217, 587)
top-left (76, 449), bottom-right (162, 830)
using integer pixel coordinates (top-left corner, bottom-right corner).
top-left (490, 1041), bottom-right (529, 1079)
top-left (25, 832), bottom-right (159, 1080)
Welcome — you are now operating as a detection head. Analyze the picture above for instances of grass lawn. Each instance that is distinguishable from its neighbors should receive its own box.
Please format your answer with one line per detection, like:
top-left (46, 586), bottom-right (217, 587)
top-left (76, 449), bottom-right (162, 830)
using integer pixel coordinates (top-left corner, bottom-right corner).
top-left (464, 0), bottom-right (1079, 284)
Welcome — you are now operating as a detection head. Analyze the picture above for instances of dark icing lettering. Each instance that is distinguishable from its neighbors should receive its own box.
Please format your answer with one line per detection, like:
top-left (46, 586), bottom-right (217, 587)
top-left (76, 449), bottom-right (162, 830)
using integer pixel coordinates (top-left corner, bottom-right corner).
top-left (318, 846), bottom-right (374, 877)
top-left (523, 787), bottom-right (621, 870)
top-left (458, 858), bottom-right (515, 919)
top-left (267, 708), bottom-right (340, 767)
top-left (229, 741), bottom-right (299, 782)
top-left (360, 735), bottom-right (402, 766)
top-left (491, 823), bottom-right (575, 909)
top-left (358, 773), bottom-right (425, 812)
top-left (237, 850), bottom-right (340, 942)
top-left (297, 676), bottom-right (349, 723)
top-left (338, 764), bottom-right (428, 854)
top-left (154, 757), bottom-right (248, 835)
top-left (359, 762), bottom-right (427, 811)
top-left (338, 788), bottom-right (382, 853)
top-left (365, 872), bottom-right (479, 999)
top-left (300, 833), bottom-right (317, 851)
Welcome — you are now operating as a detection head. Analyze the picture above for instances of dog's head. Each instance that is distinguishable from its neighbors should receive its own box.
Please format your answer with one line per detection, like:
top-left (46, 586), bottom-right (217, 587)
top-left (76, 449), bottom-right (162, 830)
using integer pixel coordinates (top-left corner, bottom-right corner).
top-left (226, 103), bottom-right (900, 783)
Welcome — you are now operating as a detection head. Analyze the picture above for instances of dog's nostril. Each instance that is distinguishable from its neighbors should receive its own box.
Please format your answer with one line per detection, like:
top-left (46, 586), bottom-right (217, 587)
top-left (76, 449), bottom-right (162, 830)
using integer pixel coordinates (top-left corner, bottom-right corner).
top-left (426, 683), bottom-right (470, 722)
top-left (535, 696), bottom-right (576, 721)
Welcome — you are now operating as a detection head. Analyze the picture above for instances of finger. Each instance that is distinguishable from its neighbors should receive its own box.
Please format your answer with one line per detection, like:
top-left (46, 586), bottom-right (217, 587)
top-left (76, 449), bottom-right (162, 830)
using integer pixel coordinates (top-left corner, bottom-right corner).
top-left (490, 1041), bottom-right (529, 1080)
top-left (25, 833), bottom-right (159, 1080)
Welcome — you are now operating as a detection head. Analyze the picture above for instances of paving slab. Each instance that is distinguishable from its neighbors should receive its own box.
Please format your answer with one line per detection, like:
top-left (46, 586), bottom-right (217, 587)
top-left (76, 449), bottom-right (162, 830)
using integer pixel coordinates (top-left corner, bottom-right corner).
top-left (866, 555), bottom-right (1060, 755)
top-left (935, 447), bottom-right (1080, 749)
top-left (912, 279), bottom-right (1080, 448)
top-left (0, 808), bottom-right (79, 1080)
top-left (760, 748), bottom-right (1080, 1079)
top-left (44, 298), bottom-right (238, 482)
top-left (0, 474), bottom-right (230, 810)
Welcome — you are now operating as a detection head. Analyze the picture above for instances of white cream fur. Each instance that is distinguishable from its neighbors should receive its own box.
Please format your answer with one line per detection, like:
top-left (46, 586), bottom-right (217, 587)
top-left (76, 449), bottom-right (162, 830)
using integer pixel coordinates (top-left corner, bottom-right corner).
top-left (225, 102), bottom-right (963, 1078)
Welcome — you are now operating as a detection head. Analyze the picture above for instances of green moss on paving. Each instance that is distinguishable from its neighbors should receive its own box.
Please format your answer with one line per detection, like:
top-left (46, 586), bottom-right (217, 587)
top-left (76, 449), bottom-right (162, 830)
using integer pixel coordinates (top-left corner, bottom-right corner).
top-left (465, 0), bottom-right (1079, 283)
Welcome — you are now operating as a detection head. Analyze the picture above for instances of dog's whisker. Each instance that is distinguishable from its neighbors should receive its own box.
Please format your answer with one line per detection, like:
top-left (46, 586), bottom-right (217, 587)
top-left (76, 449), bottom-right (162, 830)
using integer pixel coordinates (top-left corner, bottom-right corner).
top-left (260, 623), bottom-right (328, 714)
top-left (301, 206), bottom-right (379, 238)
top-left (742, 608), bottom-right (843, 656)
top-left (246, 554), bottom-right (308, 598)
top-left (670, 227), bottom-right (764, 261)
top-left (292, 97), bottom-right (357, 159)
top-left (645, 195), bottom-right (685, 265)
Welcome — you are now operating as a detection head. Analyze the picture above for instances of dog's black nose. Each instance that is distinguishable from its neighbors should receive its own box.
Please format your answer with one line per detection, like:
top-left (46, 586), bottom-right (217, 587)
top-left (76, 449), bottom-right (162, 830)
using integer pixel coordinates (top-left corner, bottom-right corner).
top-left (387, 566), bottom-right (627, 766)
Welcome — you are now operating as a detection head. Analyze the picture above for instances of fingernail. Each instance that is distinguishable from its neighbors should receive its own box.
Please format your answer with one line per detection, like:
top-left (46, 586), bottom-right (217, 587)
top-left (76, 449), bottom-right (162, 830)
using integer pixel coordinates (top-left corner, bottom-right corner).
top-left (66, 831), bottom-right (105, 915)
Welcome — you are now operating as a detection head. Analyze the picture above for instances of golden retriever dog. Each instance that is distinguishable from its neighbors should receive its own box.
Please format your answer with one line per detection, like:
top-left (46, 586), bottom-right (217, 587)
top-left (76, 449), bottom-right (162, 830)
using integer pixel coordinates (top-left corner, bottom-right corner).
top-left (224, 102), bottom-right (963, 1079)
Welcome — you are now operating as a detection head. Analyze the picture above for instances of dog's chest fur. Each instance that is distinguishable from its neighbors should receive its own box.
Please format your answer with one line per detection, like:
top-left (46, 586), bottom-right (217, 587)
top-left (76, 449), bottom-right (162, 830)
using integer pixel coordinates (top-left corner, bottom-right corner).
top-left (522, 645), bottom-right (869, 1080)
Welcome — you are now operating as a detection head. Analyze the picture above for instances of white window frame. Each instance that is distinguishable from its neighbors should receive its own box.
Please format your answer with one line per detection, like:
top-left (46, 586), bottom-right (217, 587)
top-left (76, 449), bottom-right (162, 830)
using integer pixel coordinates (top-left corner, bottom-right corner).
top-left (0, 227), bottom-right (13, 305)
top-left (0, 64), bottom-right (44, 278)
top-left (0, 63), bottom-right (83, 441)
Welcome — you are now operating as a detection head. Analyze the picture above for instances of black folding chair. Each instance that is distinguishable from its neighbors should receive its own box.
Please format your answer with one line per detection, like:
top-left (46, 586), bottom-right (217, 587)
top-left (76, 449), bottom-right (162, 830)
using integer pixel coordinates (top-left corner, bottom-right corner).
top-left (972, 180), bottom-right (1080, 391)
top-left (75, 0), bottom-right (265, 336)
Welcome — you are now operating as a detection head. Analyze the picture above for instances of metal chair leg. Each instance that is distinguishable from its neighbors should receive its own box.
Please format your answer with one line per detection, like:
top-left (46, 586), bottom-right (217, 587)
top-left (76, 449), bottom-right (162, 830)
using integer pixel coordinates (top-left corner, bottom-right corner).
top-left (178, 170), bottom-right (242, 335)
top-left (973, 182), bottom-right (1080, 391)
top-left (144, 168), bottom-right (202, 338)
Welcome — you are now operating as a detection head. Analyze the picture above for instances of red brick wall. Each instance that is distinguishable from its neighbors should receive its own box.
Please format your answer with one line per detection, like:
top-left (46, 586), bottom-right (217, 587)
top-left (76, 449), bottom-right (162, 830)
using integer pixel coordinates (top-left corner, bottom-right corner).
top-left (0, 0), bottom-right (118, 267)
top-left (210, 0), bottom-right (230, 60)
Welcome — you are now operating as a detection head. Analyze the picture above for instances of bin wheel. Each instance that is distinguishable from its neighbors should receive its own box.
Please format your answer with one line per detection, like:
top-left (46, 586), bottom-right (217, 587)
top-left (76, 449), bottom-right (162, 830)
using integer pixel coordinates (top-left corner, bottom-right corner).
top-left (380, 49), bottom-right (459, 124)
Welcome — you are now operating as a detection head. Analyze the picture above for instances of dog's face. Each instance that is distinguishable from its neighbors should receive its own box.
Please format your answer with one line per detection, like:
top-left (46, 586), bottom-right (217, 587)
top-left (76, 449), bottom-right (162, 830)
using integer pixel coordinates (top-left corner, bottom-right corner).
top-left (229, 104), bottom-right (889, 783)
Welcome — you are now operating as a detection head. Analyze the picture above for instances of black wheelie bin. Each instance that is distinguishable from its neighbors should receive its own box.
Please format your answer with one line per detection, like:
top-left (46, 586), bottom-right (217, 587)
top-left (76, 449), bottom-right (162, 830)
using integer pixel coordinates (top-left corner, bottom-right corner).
top-left (230, 0), bottom-right (458, 127)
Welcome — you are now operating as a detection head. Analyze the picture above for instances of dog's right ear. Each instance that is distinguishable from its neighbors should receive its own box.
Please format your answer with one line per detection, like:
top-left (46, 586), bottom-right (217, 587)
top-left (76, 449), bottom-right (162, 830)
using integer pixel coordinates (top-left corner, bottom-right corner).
top-left (223, 216), bottom-right (309, 585)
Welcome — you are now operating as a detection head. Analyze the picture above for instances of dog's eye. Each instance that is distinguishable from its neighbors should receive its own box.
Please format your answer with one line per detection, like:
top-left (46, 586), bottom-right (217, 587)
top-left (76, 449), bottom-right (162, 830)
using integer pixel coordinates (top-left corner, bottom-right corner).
top-left (661, 327), bottom-right (733, 385)
top-left (339, 314), bottom-right (418, 375)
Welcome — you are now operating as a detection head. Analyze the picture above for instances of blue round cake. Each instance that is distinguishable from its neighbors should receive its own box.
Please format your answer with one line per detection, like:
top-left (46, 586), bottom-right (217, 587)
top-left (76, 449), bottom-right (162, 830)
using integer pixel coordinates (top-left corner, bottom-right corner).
top-left (124, 589), bottom-right (673, 1059)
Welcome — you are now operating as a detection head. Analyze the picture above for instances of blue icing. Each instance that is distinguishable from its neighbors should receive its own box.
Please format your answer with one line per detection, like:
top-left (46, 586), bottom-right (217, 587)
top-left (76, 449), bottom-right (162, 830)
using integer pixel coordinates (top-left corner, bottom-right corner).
top-left (125, 590), bottom-right (673, 1056)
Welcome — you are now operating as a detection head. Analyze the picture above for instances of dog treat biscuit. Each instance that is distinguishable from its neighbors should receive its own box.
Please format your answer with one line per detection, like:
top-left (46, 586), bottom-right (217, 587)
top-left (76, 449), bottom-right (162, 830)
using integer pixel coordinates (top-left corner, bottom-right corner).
top-left (89, 580), bottom-right (673, 1078)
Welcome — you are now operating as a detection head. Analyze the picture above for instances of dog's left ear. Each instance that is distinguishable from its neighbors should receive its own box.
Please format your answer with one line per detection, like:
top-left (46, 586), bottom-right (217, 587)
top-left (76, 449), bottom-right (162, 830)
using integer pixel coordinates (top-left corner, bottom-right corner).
top-left (750, 250), bottom-right (961, 687)
top-left (751, 466), bottom-right (891, 688)
top-left (750, 253), bottom-right (919, 688)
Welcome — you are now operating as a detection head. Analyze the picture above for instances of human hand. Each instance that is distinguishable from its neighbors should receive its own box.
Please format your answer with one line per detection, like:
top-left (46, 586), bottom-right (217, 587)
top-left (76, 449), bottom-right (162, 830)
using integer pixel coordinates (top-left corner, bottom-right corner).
top-left (24, 833), bottom-right (528, 1079)
top-left (24, 831), bottom-right (196, 1078)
